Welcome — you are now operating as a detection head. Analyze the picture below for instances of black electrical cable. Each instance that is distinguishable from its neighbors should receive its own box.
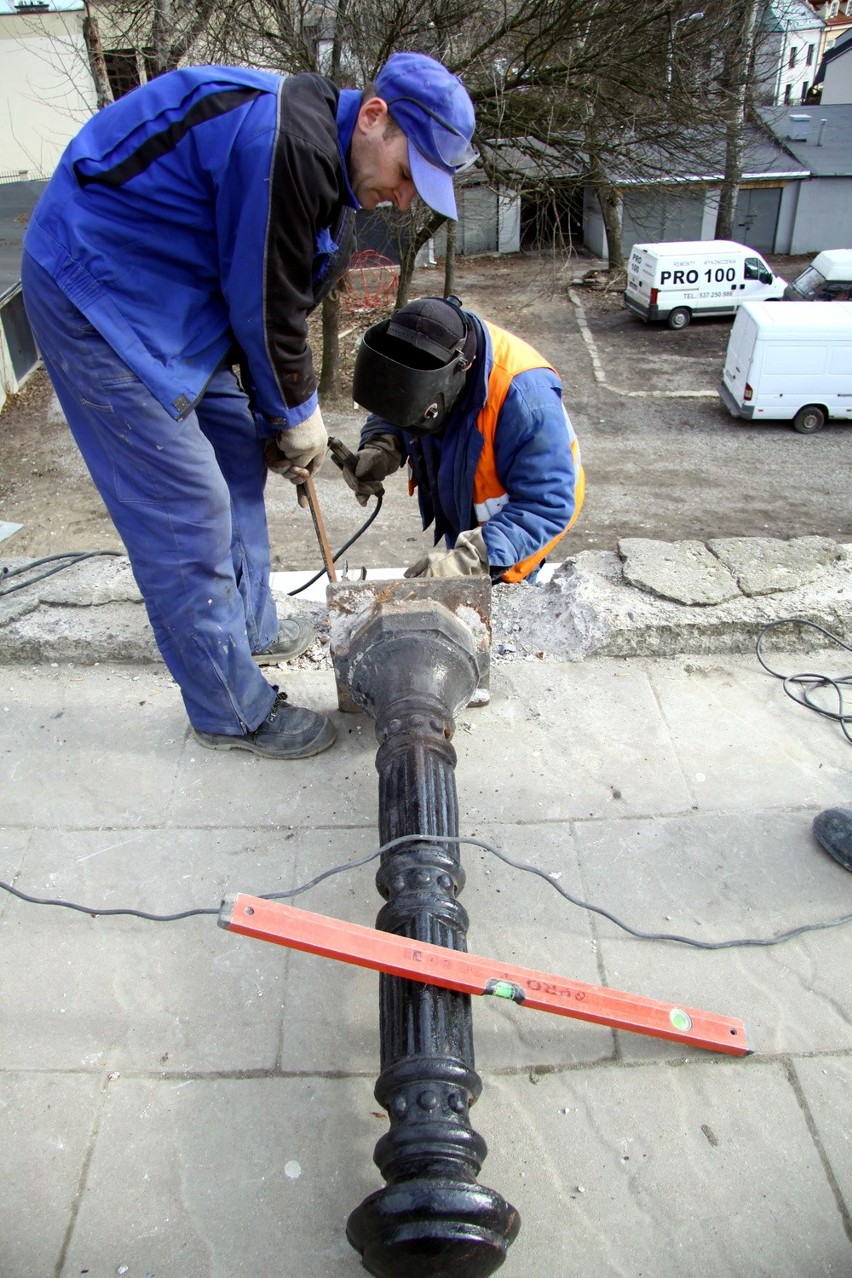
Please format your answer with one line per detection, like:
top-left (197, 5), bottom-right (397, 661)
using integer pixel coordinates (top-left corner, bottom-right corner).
top-left (756, 618), bottom-right (852, 743)
top-left (2, 833), bottom-right (850, 949)
top-left (0, 550), bottom-right (123, 597)
top-left (287, 492), bottom-right (383, 597)
top-left (0, 490), bottom-right (383, 602)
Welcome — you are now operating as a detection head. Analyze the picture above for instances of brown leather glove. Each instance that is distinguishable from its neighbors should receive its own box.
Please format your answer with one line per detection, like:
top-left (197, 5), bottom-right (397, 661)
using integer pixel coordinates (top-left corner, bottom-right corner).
top-left (265, 407), bottom-right (327, 509)
top-left (405, 527), bottom-right (489, 579)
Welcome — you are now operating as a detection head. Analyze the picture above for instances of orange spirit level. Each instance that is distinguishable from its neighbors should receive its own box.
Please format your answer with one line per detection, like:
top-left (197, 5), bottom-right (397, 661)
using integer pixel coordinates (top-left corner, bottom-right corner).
top-left (220, 894), bottom-right (751, 1057)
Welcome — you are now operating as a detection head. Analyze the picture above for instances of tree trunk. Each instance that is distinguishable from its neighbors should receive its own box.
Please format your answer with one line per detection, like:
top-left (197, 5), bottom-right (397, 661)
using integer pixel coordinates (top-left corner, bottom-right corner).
top-left (587, 147), bottom-right (624, 273)
top-left (715, 0), bottom-right (760, 240)
top-left (82, 6), bottom-right (113, 109)
top-left (151, 0), bottom-right (173, 73)
top-left (319, 291), bottom-right (341, 400)
top-left (396, 210), bottom-right (447, 309)
top-left (444, 219), bottom-right (457, 298)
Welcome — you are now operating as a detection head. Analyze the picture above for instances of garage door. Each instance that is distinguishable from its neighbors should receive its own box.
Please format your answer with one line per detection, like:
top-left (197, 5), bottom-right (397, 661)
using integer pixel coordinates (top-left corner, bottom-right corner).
top-left (622, 189), bottom-right (704, 253)
top-left (732, 187), bottom-right (781, 254)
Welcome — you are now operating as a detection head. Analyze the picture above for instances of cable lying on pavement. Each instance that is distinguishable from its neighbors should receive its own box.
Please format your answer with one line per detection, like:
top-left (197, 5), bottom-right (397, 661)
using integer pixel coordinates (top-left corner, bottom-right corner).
top-left (0, 550), bottom-right (123, 597)
top-left (1, 834), bottom-right (850, 950)
top-left (756, 618), bottom-right (851, 743)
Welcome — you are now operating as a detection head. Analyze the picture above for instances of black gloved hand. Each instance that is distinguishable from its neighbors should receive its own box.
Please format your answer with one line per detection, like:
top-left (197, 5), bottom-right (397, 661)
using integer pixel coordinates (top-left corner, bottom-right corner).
top-left (330, 432), bottom-right (403, 506)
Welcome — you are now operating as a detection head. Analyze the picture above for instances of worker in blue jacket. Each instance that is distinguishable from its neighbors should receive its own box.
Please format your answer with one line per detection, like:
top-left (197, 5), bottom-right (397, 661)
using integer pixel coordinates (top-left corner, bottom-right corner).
top-left (337, 296), bottom-right (584, 582)
top-left (22, 54), bottom-right (476, 758)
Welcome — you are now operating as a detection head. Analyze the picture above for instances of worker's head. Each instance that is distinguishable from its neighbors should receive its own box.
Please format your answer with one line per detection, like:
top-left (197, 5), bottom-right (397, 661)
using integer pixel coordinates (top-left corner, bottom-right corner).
top-left (350, 53), bottom-right (476, 220)
top-left (352, 296), bottom-right (476, 434)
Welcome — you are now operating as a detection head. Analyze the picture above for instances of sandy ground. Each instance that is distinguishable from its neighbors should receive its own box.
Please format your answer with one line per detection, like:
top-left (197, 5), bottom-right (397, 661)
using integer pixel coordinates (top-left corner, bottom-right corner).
top-left (1, 251), bottom-right (848, 577)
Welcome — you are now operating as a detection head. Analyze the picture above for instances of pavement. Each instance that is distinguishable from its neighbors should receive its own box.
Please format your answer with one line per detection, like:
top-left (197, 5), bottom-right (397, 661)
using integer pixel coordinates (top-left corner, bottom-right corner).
top-left (1, 551), bottom-right (851, 1277)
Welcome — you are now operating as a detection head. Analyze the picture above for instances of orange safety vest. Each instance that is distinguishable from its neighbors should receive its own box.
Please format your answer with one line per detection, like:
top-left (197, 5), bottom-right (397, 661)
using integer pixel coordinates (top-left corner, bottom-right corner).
top-left (474, 322), bottom-right (585, 582)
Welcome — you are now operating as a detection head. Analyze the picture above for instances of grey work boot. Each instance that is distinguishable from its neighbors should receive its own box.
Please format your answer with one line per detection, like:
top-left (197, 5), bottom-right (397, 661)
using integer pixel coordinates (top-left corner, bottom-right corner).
top-left (812, 807), bottom-right (852, 872)
top-left (253, 616), bottom-right (316, 665)
top-left (195, 691), bottom-right (336, 759)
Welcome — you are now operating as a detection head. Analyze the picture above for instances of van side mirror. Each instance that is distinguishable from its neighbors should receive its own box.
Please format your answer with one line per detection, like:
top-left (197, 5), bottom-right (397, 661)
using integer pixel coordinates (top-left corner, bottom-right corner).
top-left (759, 270), bottom-right (773, 284)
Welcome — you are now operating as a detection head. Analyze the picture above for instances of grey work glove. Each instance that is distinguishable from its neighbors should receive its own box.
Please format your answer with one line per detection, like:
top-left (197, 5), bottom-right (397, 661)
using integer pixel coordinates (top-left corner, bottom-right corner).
top-left (337, 432), bottom-right (404, 507)
top-left (405, 527), bottom-right (489, 579)
top-left (264, 406), bottom-right (327, 509)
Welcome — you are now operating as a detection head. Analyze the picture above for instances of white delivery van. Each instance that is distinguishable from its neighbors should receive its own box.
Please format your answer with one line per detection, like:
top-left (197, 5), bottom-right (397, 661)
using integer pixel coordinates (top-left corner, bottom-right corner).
top-left (718, 300), bottom-right (852, 433)
top-left (783, 249), bottom-right (852, 301)
top-left (624, 240), bottom-right (787, 330)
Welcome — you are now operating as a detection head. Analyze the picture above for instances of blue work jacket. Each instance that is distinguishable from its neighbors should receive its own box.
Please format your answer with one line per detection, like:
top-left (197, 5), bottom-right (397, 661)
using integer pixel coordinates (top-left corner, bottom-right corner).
top-left (24, 66), bottom-right (359, 425)
top-left (364, 316), bottom-right (583, 580)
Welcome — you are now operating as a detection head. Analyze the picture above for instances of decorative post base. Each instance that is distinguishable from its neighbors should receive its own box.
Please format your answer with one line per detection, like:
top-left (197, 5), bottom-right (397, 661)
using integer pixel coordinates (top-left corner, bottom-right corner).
top-left (331, 581), bottom-right (519, 1277)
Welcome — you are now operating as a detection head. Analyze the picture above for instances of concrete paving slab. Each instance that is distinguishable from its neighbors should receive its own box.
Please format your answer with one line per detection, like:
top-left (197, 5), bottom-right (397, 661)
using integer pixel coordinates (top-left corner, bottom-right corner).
top-left (0, 826), bottom-right (29, 921)
top-left (644, 654), bottom-right (850, 810)
top-left (0, 1071), bottom-right (103, 1278)
top-left (164, 671), bottom-right (377, 830)
top-left (477, 1061), bottom-right (852, 1277)
top-left (0, 664), bottom-right (186, 827)
top-left (58, 1076), bottom-right (388, 1278)
top-left (575, 811), bottom-right (852, 1058)
top-left (1, 654), bottom-right (849, 1276)
top-left (0, 910), bottom-right (287, 1074)
top-left (793, 1056), bottom-right (852, 1208)
top-left (457, 661), bottom-right (693, 821)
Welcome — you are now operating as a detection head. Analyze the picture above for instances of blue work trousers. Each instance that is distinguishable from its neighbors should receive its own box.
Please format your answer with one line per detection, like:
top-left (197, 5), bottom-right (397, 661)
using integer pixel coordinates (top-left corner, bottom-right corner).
top-left (22, 253), bottom-right (280, 734)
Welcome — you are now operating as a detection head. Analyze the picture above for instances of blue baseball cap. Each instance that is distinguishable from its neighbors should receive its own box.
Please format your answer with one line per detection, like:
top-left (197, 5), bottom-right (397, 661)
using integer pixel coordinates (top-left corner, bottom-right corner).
top-left (374, 52), bottom-right (477, 221)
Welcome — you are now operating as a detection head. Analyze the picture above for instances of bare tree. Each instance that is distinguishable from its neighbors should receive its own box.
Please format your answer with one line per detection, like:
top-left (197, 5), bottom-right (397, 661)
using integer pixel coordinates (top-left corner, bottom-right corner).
top-left (714, 0), bottom-right (762, 239)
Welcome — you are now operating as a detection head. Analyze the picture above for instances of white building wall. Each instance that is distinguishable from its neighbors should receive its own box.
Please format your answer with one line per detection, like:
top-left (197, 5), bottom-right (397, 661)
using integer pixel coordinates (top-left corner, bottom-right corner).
top-left (497, 193), bottom-right (520, 253)
top-left (755, 23), bottom-right (824, 103)
top-left (582, 186), bottom-right (608, 258)
top-left (822, 48), bottom-right (852, 101)
top-left (786, 176), bottom-right (852, 250)
top-left (0, 13), bottom-right (96, 178)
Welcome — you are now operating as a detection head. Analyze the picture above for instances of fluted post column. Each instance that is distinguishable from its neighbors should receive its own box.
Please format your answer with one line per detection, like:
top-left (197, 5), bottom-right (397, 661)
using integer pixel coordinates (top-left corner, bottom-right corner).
top-left (338, 597), bottom-right (519, 1277)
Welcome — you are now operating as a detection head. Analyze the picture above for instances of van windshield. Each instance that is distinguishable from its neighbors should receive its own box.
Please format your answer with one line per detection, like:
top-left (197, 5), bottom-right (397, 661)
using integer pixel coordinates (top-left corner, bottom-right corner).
top-left (790, 266), bottom-right (827, 299)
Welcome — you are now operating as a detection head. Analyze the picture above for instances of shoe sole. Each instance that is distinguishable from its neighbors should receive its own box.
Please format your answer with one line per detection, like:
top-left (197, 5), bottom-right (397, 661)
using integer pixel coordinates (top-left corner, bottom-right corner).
top-left (812, 809), bottom-right (852, 872)
top-left (252, 635), bottom-right (316, 665)
top-left (195, 718), bottom-right (337, 759)
top-left (252, 622), bottom-right (317, 666)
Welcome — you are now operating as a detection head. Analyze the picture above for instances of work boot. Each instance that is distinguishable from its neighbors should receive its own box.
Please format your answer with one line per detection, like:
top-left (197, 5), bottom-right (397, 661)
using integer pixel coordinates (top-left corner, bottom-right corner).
top-left (195, 691), bottom-right (336, 759)
top-left (253, 616), bottom-right (316, 665)
top-left (812, 807), bottom-right (852, 872)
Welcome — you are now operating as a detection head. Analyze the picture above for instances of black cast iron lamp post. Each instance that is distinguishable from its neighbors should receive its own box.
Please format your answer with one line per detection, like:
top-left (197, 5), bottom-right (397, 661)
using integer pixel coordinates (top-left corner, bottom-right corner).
top-left (330, 578), bottom-right (519, 1277)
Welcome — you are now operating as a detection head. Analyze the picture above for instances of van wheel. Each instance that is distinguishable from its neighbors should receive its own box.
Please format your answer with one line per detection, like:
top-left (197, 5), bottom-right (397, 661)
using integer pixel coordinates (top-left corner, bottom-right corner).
top-left (793, 405), bottom-right (826, 434)
top-left (667, 307), bottom-right (691, 330)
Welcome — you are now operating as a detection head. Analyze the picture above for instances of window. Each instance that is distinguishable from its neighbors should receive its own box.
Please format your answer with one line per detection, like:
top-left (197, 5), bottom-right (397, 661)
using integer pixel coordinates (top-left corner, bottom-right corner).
top-left (801, 82), bottom-right (810, 101)
top-left (103, 49), bottom-right (141, 100)
top-left (784, 82), bottom-right (793, 102)
top-left (806, 44), bottom-right (814, 65)
top-left (789, 46), bottom-right (797, 67)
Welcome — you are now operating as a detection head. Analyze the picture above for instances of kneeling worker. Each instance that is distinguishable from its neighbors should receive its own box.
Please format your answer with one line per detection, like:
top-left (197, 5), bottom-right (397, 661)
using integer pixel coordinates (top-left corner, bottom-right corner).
top-left (337, 296), bottom-right (584, 581)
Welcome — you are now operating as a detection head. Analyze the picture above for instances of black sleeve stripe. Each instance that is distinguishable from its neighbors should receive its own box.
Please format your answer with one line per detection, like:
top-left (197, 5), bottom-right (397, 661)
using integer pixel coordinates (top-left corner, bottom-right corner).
top-left (73, 87), bottom-right (264, 189)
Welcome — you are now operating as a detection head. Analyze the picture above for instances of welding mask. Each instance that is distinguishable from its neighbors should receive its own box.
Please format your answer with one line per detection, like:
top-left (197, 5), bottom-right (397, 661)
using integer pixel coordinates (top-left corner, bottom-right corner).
top-left (352, 296), bottom-right (475, 435)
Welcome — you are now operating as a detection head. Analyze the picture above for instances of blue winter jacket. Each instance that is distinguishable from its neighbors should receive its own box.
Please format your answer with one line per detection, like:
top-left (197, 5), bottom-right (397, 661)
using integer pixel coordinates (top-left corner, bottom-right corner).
top-left (363, 315), bottom-right (582, 579)
top-left (24, 66), bottom-right (359, 425)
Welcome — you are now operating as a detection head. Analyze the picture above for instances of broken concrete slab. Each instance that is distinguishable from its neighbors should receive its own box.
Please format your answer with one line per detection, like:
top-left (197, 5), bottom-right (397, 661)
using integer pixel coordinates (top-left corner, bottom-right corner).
top-left (707, 535), bottom-right (846, 597)
top-left (1, 540), bottom-right (850, 667)
top-left (619, 538), bottom-right (740, 606)
top-left (488, 545), bottom-right (851, 662)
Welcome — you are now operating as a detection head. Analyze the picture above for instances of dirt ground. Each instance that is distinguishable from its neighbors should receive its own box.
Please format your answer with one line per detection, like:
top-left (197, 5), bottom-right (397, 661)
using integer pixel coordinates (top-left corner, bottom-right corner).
top-left (1, 251), bottom-right (849, 577)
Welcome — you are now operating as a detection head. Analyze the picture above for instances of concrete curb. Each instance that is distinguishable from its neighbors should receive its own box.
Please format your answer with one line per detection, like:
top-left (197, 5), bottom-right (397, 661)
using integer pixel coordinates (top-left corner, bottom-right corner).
top-left (1, 537), bottom-right (849, 667)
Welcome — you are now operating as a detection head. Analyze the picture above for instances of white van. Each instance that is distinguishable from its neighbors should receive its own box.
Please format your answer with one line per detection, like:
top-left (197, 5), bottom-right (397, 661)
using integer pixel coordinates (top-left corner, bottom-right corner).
top-left (783, 249), bottom-right (852, 302)
top-left (718, 300), bottom-right (852, 433)
top-left (624, 240), bottom-right (787, 330)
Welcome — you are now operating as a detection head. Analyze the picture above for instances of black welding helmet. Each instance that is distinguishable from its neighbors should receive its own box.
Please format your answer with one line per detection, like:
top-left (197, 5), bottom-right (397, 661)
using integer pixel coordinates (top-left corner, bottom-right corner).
top-left (352, 296), bottom-right (476, 434)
